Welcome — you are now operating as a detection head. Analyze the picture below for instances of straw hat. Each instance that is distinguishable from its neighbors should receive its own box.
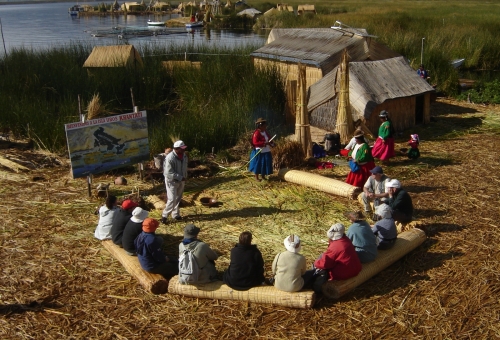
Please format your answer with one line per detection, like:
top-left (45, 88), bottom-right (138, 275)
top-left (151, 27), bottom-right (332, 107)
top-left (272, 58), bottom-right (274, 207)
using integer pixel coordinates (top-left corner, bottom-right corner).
top-left (255, 117), bottom-right (267, 125)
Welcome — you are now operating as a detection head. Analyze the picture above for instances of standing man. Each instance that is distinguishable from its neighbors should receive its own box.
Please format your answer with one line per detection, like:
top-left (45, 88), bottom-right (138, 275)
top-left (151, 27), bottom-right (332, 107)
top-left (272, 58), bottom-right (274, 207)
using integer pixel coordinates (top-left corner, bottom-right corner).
top-left (385, 179), bottom-right (413, 223)
top-left (360, 166), bottom-right (391, 219)
top-left (162, 140), bottom-right (188, 224)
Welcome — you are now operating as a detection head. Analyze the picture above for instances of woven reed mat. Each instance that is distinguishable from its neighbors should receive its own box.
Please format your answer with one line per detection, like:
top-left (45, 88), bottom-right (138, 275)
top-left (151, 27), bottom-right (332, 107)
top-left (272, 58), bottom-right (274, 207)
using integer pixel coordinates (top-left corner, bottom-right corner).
top-left (322, 228), bottom-right (426, 299)
top-left (168, 277), bottom-right (316, 309)
top-left (278, 168), bottom-right (361, 199)
top-left (102, 240), bottom-right (168, 294)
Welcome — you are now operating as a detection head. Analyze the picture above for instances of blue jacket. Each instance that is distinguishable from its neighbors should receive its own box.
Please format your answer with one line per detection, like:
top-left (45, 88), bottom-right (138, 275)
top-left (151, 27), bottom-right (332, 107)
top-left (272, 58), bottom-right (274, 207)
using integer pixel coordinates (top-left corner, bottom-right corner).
top-left (346, 220), bottom-right (378, 262)
top-left (134, 232), bottom-right (166, 271)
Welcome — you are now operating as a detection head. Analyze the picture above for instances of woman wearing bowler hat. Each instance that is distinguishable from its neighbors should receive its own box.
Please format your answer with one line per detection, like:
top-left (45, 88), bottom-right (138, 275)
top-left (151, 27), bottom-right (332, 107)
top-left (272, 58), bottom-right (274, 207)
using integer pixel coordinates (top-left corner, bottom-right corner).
top-left (371, 110), bottom-right (396, 163)
top-left (249, 117), bottom-right (274, 181)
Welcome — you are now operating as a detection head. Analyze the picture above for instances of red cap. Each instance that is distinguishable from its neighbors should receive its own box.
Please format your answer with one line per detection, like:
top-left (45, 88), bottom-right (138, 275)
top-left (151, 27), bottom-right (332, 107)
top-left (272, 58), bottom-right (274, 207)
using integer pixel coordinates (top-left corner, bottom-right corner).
top-left (121, 199), bottom-right (139, 210)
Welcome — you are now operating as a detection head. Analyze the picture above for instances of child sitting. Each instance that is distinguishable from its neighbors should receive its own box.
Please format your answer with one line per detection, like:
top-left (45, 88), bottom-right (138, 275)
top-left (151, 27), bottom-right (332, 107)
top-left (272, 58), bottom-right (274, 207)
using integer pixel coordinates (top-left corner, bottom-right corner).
top-left (408, 134), bottom-right (420, 160)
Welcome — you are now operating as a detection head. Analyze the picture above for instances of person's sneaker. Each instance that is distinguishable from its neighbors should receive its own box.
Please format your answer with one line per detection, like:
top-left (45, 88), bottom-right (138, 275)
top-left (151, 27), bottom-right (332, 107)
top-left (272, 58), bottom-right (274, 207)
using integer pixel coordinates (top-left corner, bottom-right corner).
top-left (174, 216), bottom-right (183, 221)
top-left (161, 217), bottom-right (168, 224)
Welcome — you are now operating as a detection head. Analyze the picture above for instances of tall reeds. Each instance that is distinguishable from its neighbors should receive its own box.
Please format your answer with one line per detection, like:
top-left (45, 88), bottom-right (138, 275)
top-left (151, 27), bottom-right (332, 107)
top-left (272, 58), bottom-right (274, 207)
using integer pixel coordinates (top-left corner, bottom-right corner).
top-left (0, 42), bottom-right (287, 155)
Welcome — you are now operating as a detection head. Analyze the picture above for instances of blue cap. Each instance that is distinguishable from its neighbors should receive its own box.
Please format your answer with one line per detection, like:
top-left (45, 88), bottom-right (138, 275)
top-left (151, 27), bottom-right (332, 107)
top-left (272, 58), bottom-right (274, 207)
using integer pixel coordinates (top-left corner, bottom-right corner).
top-left (370, 166), bottom-right (383, 174)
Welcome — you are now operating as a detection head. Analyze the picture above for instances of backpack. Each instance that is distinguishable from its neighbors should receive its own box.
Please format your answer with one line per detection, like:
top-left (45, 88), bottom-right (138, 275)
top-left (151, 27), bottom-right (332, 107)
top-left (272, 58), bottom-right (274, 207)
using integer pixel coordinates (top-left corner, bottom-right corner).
top-left (178, 245), bottom-right (200, 284)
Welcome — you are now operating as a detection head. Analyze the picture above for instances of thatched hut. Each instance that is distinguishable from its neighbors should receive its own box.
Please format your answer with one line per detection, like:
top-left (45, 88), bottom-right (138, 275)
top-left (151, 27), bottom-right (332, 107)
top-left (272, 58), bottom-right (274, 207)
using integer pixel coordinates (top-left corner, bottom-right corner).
top-left (297, 4), bottom-right (316, 15)
top-left (121, 2), bottom-right (143, 11)
top-left (307, 56), bottom-right (435, 135)
top-left (251, 28), bottom-right (400, 123)
top-left (276, 3), bottom-right (294, 12)
top-left (83, 45), bottom-right (143, 72)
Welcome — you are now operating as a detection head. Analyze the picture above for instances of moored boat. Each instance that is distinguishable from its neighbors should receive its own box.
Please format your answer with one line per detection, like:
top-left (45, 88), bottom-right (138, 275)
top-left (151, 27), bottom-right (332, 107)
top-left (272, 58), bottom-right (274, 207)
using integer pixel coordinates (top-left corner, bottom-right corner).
top-left (185, 21), bottom-right (204, 28)
top-left (147, 20), bottom-right (165, 26)
top-left (68, 5), bottom-right (84, 16)
top-left (451, 58), bottom-right (465, 69)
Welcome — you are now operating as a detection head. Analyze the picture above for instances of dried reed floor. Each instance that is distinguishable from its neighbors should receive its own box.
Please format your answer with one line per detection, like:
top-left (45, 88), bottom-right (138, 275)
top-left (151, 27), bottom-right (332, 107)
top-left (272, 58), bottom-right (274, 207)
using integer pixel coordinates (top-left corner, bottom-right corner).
top-left (0, 99), bottom-right (499, 339)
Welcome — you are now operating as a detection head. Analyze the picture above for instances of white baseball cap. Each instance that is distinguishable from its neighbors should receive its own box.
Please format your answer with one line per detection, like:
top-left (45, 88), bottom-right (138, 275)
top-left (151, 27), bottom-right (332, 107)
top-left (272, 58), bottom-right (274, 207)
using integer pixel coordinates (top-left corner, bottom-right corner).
top-left (327, 223), bottom-right (345, 241)
top-left (385, 179), bottom-right (401, 189)
top-left (173, 140), bottom-right (187, 149)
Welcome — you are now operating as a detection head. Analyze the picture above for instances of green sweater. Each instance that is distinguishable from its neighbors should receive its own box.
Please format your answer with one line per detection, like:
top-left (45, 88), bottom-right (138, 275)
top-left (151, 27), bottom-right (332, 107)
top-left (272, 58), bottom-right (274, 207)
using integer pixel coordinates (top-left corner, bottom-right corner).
top-left (378, 121), bottom-right (393, 140)
top-left (348, 143), bottom-right (374, 163)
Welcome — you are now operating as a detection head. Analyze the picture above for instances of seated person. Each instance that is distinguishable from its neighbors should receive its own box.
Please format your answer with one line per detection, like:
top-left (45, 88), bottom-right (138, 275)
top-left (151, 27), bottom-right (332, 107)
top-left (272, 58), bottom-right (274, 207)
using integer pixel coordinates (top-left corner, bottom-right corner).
top-left (223, 231), bottom-right (265, 291)
top-left (360, 166), bottom-right (391, 218)
top-left (179, 224), bottom-right (219, 283)
top-left (345, 211), bottom-right (378, 263)
top-left (417, 64), bottom-right (430, 80)
top-left (135, 218), bottom-right (178, 280)
top-left (122, 207), bottom-right (149, 255)
top-left (371, 204), bottom-right (397, 250)
top-left (94, 195), bottom-right (118, 240)
top-left (272, 235), bottom-right (307, 292)
top-left (110, 199), bottom-right (138, 246)
top-left (314, 223), bottom-right (362, 283)
top-left (340, 129), bottom-right (370, 157)
top-left (386, 179), bottom-right (413, 223)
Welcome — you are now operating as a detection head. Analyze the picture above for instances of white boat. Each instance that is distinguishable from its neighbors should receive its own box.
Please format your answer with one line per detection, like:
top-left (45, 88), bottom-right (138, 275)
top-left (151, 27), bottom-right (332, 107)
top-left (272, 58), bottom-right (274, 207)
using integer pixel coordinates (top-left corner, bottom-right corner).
top-left (147, 20), bottom-right (165, 26)
top-left (451, 58), bottom-right (465, 69)
top-left (185, 21), bottom-right (204, 28)
top-left (68, 5), bottom-right (84, 16)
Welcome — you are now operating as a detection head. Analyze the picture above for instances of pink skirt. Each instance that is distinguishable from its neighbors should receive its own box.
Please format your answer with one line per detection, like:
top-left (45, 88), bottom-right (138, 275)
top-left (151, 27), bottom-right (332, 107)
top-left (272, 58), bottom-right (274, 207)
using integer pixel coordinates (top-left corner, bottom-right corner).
top-left (372, 137), bottom-right (395, 161)
top-left (346, 161), bottom-right (376, 187)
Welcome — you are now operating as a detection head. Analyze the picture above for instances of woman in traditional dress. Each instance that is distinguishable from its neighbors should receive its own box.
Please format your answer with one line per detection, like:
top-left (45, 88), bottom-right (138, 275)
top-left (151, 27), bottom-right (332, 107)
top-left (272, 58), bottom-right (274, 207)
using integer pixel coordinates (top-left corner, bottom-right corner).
top-left (346, 131), bottom-right (376, 188)
top-left (249, 117), bottom-right (274, 181)
top-left (371, 110), bottom-right (395, 163)
top-left (340, 128), bottom-right (370, 157)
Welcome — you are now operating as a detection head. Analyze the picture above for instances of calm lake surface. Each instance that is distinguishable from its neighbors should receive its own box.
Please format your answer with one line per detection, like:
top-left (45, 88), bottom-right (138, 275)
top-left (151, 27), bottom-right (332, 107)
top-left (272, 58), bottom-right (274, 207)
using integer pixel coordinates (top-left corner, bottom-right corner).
top-left (0, 1), bottom-right (267, 54)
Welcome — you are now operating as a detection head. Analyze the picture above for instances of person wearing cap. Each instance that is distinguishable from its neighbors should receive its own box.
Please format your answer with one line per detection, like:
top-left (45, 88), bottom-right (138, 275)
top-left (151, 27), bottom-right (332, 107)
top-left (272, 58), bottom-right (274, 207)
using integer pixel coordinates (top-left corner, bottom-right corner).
top-left (345, 130), bottom-right (376, 188)
top-left (314, 223), bottom-right (362, 284)
top-left (271, 235), bottom-right (308, 292)
top-left (340, 128), bottom-right (370, 157)
top-left (371, 204), bottom-right (397, 250)
top-left (385, 179), bottom-right (413, 223)
top-left (110, 199), bottom-right (139, 246)
top-left (94, 195), bottom-right (118, 240)
top-left (135, 218), bottom-right (179, 279)
top-left (122, 207), bottom-right (149, 255)
top-left (179, 224), bottom-right (219, 283)
top-left (371, 110), bottom-right (395, 163)
top-left (345, 211), bottom-right (378, 263)
top-left (223, 231), bottom-right (265, 291)
top-left (361, 166), bottom-right (391, 218)
top-left (162, 140), bottom-right (188, 223)
top-left (249, 117), bottom-right (275, 181)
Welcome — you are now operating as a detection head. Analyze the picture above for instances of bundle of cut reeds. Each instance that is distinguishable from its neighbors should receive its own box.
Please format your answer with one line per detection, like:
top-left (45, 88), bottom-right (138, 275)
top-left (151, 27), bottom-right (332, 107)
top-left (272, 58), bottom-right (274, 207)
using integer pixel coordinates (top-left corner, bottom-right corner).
top-left (336, 50), bottom-right (354, 144)
top-left (278, 168), bottom-right (360, 199)
top-left (168, 277), bottom-right (316, 309)
top-left (322, 228), bottom-right (426, 299)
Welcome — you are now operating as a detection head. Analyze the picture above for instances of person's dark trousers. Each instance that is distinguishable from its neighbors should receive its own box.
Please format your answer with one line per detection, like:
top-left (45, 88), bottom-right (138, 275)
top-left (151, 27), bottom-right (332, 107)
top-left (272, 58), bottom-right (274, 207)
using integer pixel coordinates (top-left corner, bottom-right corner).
top-left (392, 211), bottom-right (412, 224)
top-left (302, 269), bottom-right (328, 294)
top-left (149, 260), bottom-right (179, 280)
top-left (378, 239), bottom-right (396, 250)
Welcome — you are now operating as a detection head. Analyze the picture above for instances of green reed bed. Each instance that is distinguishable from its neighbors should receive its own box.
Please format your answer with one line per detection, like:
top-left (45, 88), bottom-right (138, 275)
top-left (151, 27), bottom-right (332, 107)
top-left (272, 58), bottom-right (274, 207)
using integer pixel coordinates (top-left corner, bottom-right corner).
top-left (0, 43), bottom-right (287, 154)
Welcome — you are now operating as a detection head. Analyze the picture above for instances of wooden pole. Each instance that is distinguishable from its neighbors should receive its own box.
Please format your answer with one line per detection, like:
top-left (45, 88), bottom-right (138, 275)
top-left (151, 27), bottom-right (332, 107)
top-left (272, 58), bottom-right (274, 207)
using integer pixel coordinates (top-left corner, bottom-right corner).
top-left (0, 18), bottom-right (7, 58)
top-left (130, 87), bottom-right (135, 109)
top-left (87, 175), bottom-right (92, 197)
top-left (296, 63), bottom-right (312, 158)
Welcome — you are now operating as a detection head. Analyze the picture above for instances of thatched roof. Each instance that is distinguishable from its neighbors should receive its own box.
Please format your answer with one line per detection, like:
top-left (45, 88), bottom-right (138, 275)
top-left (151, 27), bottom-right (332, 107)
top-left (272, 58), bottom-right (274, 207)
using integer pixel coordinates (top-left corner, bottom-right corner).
top-left (307, 56), bottom-right (435, 120)
top-left (251, 28), bottom-right (400, 75)
top-left (297, 4), bottom-right (315, 14)
top-left (83, 45), bottom-right (143, 69)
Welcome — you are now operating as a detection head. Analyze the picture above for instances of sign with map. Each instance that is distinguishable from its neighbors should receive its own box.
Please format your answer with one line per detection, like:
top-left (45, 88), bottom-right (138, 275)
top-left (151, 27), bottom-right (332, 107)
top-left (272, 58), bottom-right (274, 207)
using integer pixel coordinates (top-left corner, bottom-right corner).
top-left (65, 111), bottom-right (149, 178)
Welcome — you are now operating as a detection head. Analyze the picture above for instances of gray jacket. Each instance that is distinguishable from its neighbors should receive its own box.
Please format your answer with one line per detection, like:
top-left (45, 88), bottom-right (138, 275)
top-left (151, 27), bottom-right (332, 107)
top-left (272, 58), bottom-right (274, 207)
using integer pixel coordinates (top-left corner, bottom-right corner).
top-left (179, 240), bottom-right (219, 283)
top-left (163, 150), bottom-right (188, 182)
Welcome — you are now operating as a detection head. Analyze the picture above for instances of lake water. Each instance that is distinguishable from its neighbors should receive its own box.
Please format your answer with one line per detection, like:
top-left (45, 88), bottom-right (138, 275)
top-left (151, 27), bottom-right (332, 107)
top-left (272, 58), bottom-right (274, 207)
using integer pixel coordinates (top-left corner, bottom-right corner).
top-left (0, 1), bottom-right (267, 55)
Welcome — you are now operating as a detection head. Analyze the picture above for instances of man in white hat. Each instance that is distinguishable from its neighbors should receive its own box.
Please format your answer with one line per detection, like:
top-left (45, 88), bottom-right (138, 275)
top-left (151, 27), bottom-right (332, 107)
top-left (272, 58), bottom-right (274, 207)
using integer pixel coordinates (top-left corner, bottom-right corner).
top-left (385, 179), bottom-right (413, 223)
top-left (162, 140), bottom-right (188, 223)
